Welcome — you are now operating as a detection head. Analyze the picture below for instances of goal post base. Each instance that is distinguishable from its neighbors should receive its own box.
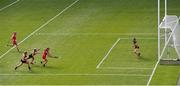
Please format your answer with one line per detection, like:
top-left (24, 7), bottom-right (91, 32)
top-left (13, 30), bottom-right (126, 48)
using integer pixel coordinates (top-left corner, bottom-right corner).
top-left (160, 59), bottom-right (180, 65)
top-left (177, 74), bottom-right (180, 85)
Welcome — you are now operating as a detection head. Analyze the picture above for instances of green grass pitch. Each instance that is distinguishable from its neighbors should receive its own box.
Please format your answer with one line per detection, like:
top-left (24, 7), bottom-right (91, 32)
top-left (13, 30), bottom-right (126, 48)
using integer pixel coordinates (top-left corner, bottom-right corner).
top-left (0, 0), bottom-right (180, 85)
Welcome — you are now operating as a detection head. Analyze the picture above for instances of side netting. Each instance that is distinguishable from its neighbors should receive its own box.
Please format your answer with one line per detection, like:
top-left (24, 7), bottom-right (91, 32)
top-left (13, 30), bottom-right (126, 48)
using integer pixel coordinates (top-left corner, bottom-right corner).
top-left (159, 15), bottom-right (180, 65)
top-left (176, 75), bottom-right (180, 85)
top-left (174, 22), bottom-right (180, 59)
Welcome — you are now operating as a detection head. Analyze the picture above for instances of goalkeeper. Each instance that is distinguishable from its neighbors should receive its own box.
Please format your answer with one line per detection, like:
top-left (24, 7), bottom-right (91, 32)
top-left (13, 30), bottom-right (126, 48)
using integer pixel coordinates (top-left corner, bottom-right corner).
top-left (132, 37), bottom-right (141, 57)
top-left (133, 44), bottom-right (141, 57)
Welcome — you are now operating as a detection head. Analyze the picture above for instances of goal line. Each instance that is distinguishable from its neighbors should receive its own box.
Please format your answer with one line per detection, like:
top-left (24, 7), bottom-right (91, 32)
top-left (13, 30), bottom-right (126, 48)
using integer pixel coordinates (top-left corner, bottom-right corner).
top-left (100, 67), bottom-right (153, 70)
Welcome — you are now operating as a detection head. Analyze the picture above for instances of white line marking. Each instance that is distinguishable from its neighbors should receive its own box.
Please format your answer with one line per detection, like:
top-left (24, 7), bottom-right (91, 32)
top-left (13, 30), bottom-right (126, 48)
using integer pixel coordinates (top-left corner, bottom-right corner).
top-left (146, 17), bottom-right (180, 86)
top-left (0, 0), bottom-right (79, 60)
top-left (35, 32), bottom-right (157, 36)
top-left (100, 67), bottom-right (153, 70)
top-left (120, 38), bottom-right (157, 40)
top-left (0, 73), bottom-right (150, 77)
top-left (0, 0), bottom-right (20, 12)
top-left (35, 33), bottom-right (157, 39)
top-left (36, 33), bottom-right (157, 39)
top-left (96, 38), bottom-right (121, 69)
top-left (146, 60), bottom-right (159, 86)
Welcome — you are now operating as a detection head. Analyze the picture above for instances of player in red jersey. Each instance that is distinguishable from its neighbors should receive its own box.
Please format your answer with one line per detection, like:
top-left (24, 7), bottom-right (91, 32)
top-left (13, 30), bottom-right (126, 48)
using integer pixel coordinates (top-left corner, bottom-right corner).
top-left (41, 48), bottom-right (51, 67)
top-left (15, 51), bottom-right (31, 71)
top-left (40, 48), bottom-right (57, 67)
top-left (7, 32), bottom-right (20, 52)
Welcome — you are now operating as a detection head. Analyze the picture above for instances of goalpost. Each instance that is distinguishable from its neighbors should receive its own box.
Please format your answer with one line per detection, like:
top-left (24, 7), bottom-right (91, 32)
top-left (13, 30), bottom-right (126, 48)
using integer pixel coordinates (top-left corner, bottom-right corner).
top-left (158, 0), bottom-right (180, 64)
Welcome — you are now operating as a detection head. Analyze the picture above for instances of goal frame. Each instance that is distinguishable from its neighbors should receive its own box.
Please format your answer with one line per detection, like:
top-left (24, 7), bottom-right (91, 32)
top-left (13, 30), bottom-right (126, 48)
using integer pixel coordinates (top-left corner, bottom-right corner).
top-left (158, 0), bottom-right (180, 64)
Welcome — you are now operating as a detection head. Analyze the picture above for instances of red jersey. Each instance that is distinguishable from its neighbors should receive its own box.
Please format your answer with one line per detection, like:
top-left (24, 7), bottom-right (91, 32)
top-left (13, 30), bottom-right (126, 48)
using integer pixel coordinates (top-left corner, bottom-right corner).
top-left (11, 34), bottom-right (17, 45)
top-left (11, 34), bottom-right (16, 41)
top-left (42, 49), bottom-right (48, 59)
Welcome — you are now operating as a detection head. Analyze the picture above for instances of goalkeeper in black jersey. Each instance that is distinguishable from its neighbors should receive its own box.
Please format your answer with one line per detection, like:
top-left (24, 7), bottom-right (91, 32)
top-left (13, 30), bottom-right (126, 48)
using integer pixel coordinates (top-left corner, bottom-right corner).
top-left (134, 44), bottom-right (141, 57)
top-left (132, 37), bottom-right (141, 58)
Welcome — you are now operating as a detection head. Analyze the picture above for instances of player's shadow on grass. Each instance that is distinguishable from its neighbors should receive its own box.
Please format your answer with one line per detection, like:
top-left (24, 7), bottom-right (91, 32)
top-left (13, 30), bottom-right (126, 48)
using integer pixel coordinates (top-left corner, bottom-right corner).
top-left (14, 69), bottom-right (36, 73)
top-left (139, 56), bottom-right (151, 61)
top-left (33, 64), bottom-right (58, 69)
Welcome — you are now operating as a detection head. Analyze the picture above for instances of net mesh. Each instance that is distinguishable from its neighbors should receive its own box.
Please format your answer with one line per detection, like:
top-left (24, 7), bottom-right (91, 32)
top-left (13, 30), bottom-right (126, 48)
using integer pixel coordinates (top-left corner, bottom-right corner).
top-left (159, 15), bottom-right (180, 60)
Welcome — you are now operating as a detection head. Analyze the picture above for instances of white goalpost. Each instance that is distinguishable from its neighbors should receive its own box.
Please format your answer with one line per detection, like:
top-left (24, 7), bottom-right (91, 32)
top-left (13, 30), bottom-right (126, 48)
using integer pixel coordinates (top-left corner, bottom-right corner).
top-left (158, 0), bottom-right (180, 64)
top-left (147, 0), bottom-right (180, 85)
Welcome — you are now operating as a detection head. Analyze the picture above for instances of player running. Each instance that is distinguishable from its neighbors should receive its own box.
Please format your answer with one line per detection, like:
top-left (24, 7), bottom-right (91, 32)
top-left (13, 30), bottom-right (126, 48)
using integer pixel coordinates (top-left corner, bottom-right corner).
top-left (133, 37), bottom-right (137, 45)
top-left (133, 44), bottom-right (141, 57)
top-left (7, 32), bottom-right (20, 52)
top-left (27, 48), bottom-right (40, 64)
top-left (40, 48), bottom-right (57, 67)
top-left (15, 51), bottom-right (31, 71)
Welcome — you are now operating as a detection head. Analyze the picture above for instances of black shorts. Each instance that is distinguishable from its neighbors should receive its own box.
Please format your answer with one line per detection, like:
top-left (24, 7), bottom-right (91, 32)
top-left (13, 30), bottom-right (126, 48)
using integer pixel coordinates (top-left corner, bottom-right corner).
top-left (21, 59), bottom-right (27, 63)
top-left (28, 54), bottom-right (35, 59)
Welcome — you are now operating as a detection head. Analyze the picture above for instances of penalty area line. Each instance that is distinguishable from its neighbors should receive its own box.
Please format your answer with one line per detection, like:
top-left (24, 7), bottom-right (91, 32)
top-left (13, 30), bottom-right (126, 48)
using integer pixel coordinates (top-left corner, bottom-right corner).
top-left (100, 67), bottom-right (153, 70)
top-left (35, 32), bottom-right (157, 36)
top-left (96, 38), bottom-right (121, 69)
top-left (0, 0), bottom-right (79, 60)
top-left (0, 73), bottom-right (150, 77)
top-left (0, 0), bottom-right (20, 12)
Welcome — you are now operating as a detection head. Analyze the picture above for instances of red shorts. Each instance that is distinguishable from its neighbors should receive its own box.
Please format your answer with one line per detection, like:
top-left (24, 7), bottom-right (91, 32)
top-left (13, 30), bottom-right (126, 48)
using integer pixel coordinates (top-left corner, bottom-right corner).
top-left (42, 55), bottom-right (47, 60)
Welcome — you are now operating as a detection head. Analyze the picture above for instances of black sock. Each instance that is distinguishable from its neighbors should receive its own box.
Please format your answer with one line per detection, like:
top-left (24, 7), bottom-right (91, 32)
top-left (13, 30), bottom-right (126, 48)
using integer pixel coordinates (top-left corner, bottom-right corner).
top-left (15, 67), bottom-right (18, 70)
top-left (28, 66), bottom-right (31, 70)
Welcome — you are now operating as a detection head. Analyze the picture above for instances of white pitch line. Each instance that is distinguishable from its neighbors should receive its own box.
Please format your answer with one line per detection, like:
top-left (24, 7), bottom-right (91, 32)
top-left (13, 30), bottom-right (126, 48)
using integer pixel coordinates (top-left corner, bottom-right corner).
top-left (146, 60), bottom-right (159, 86)
top-left (36, 33), bottom-right (157, 39)
top-left (100, 67), bottom-right (153, 70)
top-left (120, 38), bottom-right (157, 40)
top-left (0, 73), bottom-right (150, 77)
top-left (0, 0), bottom-right (79, 60)
top-left (96, 38), bottom-right (121, 69)
top-left (35, 32), bottom-right (157, 36)
top-left (146, 18), bottom-right (180, 86)
top-left (0, 0), bottom-right (20, 12)
top-left (36, 33), bottom-right (158, 39)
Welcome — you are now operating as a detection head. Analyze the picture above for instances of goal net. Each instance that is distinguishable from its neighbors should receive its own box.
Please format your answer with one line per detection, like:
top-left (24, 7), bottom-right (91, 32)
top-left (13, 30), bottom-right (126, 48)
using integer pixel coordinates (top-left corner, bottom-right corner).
top-left (158, 0), bottom-right (180, 64)
top-left (159, 15), bottom-right (180, 61)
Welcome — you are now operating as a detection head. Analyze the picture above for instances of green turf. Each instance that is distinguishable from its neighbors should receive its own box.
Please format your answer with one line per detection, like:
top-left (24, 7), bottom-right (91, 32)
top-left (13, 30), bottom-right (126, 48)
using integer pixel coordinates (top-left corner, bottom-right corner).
top-left (0, 0), bottom-right (176, 85)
